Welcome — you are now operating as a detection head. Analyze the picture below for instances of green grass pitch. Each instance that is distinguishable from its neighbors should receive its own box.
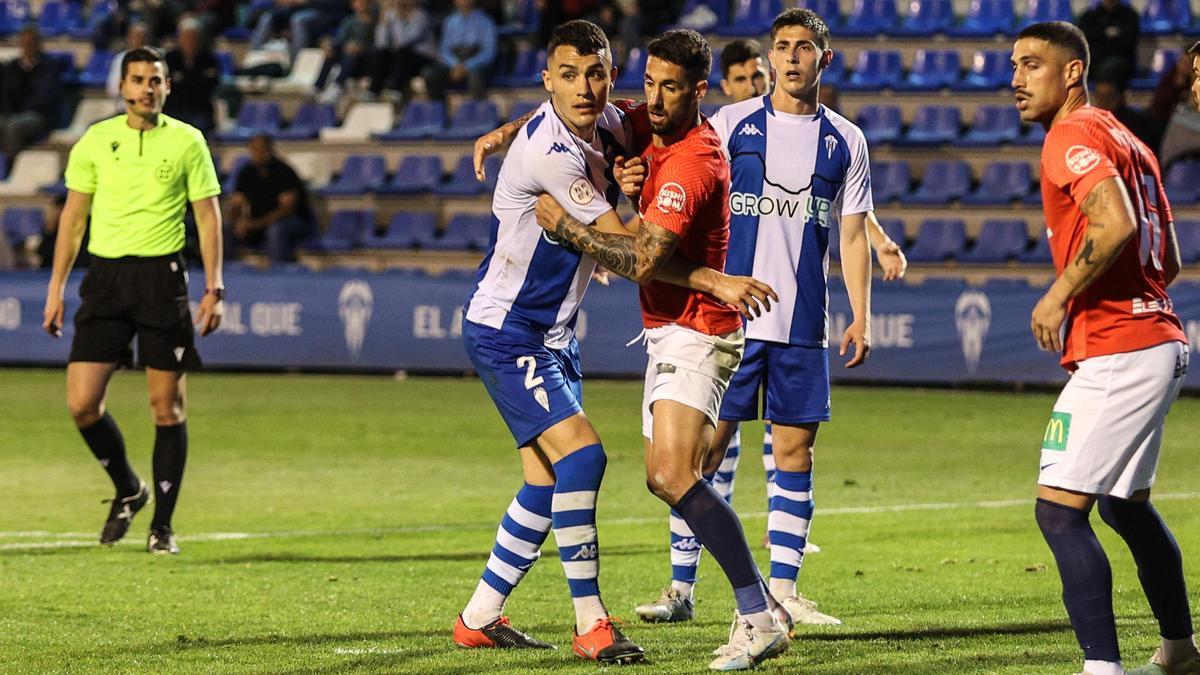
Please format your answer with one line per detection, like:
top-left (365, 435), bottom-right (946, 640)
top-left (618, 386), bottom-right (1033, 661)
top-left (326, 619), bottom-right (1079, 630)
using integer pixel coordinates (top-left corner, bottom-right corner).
top-left (1, 369), bottom-right (1198, 674)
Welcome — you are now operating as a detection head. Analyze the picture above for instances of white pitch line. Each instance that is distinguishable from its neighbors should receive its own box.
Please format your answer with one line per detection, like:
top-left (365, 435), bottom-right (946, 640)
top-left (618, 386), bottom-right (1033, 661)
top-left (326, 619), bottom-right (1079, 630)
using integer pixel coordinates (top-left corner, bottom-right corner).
top-left (332, 647), bottom-right (405, 655)
top-left (5, 492), bottom-right (1200, 551)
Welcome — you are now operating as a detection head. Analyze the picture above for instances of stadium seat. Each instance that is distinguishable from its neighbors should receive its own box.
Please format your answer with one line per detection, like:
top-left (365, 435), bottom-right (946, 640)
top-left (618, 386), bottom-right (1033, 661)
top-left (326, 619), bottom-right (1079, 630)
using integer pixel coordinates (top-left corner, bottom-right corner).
top-left (221, 155), bottom-right (248, 194)
top-left (957, 49), bottom-right (1011, 91)
top-left (1142, 0), bottom-right (1194, 35)
top-left (2, 206), bottom-right (43, 246)
top-left (963, 162), bottom-right (1034, 205)
top-left (715, 0), bottom-right (784, 37)
top-left (77, 50), bottom-right (114, 88)
top-left (908, 160), bottom-right (971, 204)
top-left (1164, 161), bottom-right (1200, 205)
top-left (897, 50), bottom-right (961, 91)
top-left (959, 219), bottom-right (1029, 263)
top-left (960, 105), bottom-right (1023, 146)
top-left (1013, 123), bottom-right (1047, 147)
top-left (1174, 220), bottom-right (1200, 263)
top-left (70, 0), bottom-right (114, 40)
top-left (216, 51), bottom-right (236, 79)
top-left (674, 0), bottom-right (731, 31)
top-left (214, 101), bottom-right (282, 142)
top-left (0, 150), bottom-right (61, 196)
top-left (616, 47), bottom-right (647, 90)
top-left (841, 0), bottom-right (897, 36)
top-left (905, 219), bottom-right (967, 262)
top-left (897, 105), bottom-right (962, 146)
top-left (495, 46), bottom-right (545, 88)
top-left (822, 51), bottom-right (846, 87)
top-left (878, 218), bottom-right (908, 248)
top-left (438, 101), bottom-right (501, 141)
top-left (0, 0), bottom-right (31, 36)
top-left (375, 101), bottom-right (446, 141)
top-left (38, 1), bottom-right (81, 37)
top-left (1019, 0), bottom-right (1073, 30)
top-left (1018, 232), bottom-right (1052, 264)
top-left (856, 105), bottom-right (903, 145)
top-left (870, 161), bottom-right (911, 203)
top-left (425, 214), bottom-right (491, 251)
top-left (507, 100), bottom-right (542, 122)
top-left (1131, 48), bottom-right (1184, 89)
top-left (50, 99), bottom-right (120, 144)
top-left (379, 155), bottom-right (443, 196)
top-left (319, 103), bottom-right (394, 142)
top-left (317, 155), bottom-right (387, 197)
top-left (366, 212), bottom-right (438, 249)
top-left (435, 156), bottom-right (486, 197)
top-left (894, 0), bottom-right (954, 36)
top-left (274, 103), bottom-right (336, 140)
top-left (949, 0), bottom-right (1015, 37)
top-left (0, 154), bottom-right (9, 180)
top-left (284, 151), bottom-right (333, 189)
top-left (308, 210), bottom-right (371, 252)
top-left (843, 50), bottom-right (903, 91)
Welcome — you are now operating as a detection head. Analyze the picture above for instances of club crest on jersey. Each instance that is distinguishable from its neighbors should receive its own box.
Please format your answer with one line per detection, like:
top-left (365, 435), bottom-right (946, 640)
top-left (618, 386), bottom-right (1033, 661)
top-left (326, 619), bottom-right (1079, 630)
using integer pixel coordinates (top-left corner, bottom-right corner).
top-left (738, 123), bottom-right (763, 136)
top-left (824, 134), bottom-right (838, 159)
top-left (656, 182), bottom-right (686, 213)
top-left (569, 177), bottom-right (595, 205)
top-left (1065, 145), bottom-right (1101, 175)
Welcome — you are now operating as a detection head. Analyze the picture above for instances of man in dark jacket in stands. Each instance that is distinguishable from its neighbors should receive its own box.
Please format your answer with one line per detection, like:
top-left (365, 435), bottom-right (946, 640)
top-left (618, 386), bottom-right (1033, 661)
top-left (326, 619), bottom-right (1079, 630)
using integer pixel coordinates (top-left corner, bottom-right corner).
top-left (227, 134), bottom-right (315, 263)
top-left (0, 26), bottom-right (63, 157)
top-left (1077, 0), bottom-right (1139, 83)
top-left (164, 18), bottom-right (220, 134)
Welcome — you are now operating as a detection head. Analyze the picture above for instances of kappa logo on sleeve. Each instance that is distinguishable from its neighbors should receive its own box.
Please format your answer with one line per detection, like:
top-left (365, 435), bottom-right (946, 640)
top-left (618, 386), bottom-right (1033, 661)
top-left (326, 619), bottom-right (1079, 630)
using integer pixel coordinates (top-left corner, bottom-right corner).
top-left (1065, 145), bottom-right (1102, 175)
top-left (569, 177), bottom-right (595, 205)
top-left (655, 182), bottom-right (686, 214)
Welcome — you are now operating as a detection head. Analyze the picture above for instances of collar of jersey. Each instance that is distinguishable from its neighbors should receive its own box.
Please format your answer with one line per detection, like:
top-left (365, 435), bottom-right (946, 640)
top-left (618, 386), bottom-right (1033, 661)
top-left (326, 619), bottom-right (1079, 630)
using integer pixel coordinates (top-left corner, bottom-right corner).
top-left (763, 95), bottom-right (825, 123)
top-left (115, 113), bottom-right (169, 133)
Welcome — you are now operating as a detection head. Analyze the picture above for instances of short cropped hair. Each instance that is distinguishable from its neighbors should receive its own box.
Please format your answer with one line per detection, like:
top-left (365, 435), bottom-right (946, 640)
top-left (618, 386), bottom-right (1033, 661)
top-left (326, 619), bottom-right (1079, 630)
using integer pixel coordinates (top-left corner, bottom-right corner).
top-left (1017, 21), bottom-right (1091, 73)
top-left (121, 46), bottom-right (168, 80)
top-left (547, 19), bottom-right (610, 60)
top-left (720, 39), bottom-right (763, 78)
top-left (769, 8), bottom-right (830, 51)
top-left (647, 29), bottom-right (711, 86)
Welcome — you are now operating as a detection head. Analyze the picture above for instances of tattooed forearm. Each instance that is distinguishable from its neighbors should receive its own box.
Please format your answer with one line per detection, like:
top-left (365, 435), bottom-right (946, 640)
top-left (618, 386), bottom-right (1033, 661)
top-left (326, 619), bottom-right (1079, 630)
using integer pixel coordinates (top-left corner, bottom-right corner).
top-left (1048, 177), bottom-right (1137, 302)
top-left (1076, 238), bottom-right (1097, 266)
top-left (549, 211), bottom-right (679, 284)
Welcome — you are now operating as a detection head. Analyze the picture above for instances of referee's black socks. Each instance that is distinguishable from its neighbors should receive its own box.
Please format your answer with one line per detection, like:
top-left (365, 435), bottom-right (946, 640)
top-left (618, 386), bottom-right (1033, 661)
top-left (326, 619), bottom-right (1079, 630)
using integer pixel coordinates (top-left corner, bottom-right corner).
top-left (79, 413), bottom-right (140, 497)
top-left (151, 422), bottom-right (188, 530)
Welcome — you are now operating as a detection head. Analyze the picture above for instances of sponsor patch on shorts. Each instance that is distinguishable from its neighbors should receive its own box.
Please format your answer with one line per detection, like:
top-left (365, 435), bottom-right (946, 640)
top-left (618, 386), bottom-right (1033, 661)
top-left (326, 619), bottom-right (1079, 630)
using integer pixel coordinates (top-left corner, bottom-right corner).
top-left (1042, 411), bottom-right (1071, 451)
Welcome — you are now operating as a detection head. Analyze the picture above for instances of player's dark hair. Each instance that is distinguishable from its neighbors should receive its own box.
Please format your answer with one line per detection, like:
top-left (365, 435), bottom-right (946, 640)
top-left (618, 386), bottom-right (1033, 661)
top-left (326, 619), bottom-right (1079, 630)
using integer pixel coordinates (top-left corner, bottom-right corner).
top-left (121, 46), bottom-right (168, 79)
top-left (646, 29), bottom-right (711, 87)
top-left (720, 39), bottom-right (763, 79)
top-left (1188, 40), bottom-right (1200, 56)
top-left (547, 19), bottom-right (611, 61)
top-left (770, 8), bottom-right (830, 51)
top-left (1018, 21), bottom-right (1090, 73)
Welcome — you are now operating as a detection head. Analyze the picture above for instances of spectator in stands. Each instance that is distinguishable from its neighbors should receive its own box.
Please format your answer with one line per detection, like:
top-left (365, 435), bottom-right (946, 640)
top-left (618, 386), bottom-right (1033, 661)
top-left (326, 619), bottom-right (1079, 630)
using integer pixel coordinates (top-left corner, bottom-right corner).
top-left (227, 135), bottom-right (315, 263)
top-left (421, 0), bottom-right (497, 101)
top-left (619, 0), bottom-right (685, 65)
top-left (251, 1), bottom-right (348, 59)
top-left (106, 21), bottom-right (150, 101)
top-left (1091, 61), bottom-right (1157, 150)
top-left (37, 195), bottom-right (82, 269)
top-left (315, 0), bottom-right (377, 101)
top-left (1150, 44), bottom-right (1200, 167)
top-left (537, 0), bottom-right (618, 48)
top-left (0, 26), bottom-right (64, 158)
top-left (164, 18), bottom-right (220, 134)
top-left (194, 0), bottom-right (237, 40)
top-left (1076, 0), bottom-right (1139, 85)
top-left (368, 0), bottom-right (437, 101)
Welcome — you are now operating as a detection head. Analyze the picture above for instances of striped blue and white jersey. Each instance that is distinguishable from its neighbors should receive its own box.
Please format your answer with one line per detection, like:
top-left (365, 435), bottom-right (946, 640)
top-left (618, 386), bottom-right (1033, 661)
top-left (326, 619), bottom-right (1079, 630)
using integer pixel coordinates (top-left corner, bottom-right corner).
top-left (710, 96), bottom-right (873, 347)
top-left (466, 100), bottom-right (629, 349)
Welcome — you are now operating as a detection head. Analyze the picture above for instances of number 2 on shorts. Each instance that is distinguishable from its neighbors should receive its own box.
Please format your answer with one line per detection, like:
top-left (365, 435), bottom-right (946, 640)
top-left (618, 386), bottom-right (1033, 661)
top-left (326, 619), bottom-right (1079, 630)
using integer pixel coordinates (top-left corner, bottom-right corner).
top-left (516, 356), bottom-right (545, 390)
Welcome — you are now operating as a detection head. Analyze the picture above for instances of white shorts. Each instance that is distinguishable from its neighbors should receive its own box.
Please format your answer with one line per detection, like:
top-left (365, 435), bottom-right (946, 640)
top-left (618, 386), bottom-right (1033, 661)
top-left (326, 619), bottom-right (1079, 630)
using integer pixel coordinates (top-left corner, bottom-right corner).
top-left (641, 324), bottom-right (744, 440)
top-left (1038, 341), bottom-right (1188, 498)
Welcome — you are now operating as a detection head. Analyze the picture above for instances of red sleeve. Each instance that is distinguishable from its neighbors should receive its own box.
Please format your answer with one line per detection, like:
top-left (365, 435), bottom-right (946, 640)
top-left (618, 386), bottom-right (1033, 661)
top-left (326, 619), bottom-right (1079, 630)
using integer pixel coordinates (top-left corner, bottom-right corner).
top-left (642, 151), bottom-right (717, 237)
top-left (1042, 121), bottom-right (1121, 205)
top-left (613, 98), bottom-right (652, 156)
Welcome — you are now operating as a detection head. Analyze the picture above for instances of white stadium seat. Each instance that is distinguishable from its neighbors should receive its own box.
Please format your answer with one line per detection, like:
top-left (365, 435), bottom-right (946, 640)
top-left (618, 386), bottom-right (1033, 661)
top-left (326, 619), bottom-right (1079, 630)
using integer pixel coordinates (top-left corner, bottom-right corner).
top-left (318, 103), bottom-right (393, 143)
top-left (285, 151), bottom-right (333, 189)
top-left (50, 98), bottom-right (121, 144)
top-left (0, 150), bottom-right (62, 196)
top-left (272, 48), bottom-right (325, 95)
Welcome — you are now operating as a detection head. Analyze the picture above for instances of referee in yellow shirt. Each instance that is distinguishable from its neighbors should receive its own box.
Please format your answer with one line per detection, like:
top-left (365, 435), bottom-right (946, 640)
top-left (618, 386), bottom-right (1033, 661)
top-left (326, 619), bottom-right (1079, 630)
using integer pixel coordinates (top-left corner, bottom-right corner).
top-left (42, 47), bottom-right (223, 555)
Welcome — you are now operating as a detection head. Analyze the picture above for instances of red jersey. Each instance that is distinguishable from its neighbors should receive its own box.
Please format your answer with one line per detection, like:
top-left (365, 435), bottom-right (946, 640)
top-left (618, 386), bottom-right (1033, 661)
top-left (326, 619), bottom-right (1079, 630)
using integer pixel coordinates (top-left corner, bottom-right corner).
top-left (1039, 105), bottom-right (1186, 370)
top-left (637, 121), bottom-right (742, 335)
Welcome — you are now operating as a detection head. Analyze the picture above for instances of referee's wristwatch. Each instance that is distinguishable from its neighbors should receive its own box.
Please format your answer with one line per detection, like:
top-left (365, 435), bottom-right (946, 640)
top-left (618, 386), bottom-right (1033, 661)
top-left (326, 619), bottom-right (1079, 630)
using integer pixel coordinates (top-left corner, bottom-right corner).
top-left (205, 287), bottom-right (225, 301)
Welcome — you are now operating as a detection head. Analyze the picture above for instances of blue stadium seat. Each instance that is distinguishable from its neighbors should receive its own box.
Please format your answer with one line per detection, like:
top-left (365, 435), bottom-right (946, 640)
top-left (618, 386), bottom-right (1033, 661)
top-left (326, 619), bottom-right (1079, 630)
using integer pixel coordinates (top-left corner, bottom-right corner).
top-left (960, 219), bottom-right (1029, 263)
top-left (439, 101), bottom-right (501, 141)
top-left (508, 100), bottom-right (542, 122)
top-left (894, 0), bottom-right (954, 36)
top-left (1175, 220), bottom-right (1200, 263)
top-left (495, 46), bottom-right (545, 88)
top-left (879, 218), bottom-right (907, 247)
top-left (905, 219), bottom-right (967, 262)
top-left (77, 50), bottom-right (113, 88)
top-left (822, 51), bottom-right (846, 87)
top-left (0, 0), bottom-right (31, 36)
top-left (949, 0), bottom-right (1015, 37)
top-left (1018, 232), bottom-right (1052, 264)
top-left (856, 105), bottom-right (903, 145)
top-left (844, 50), bottom-right (903, 91)
top-left (221, 156), bottom-right (248, 194)
top-left (1013, 123), bottom-right (1047, 147)
top-left (308, 210), bottom-right (371, 252)
top-left (366, 212), bottom-right (437, 250)
top-left (215, 51), bottom-right (235, 79)
top-left (215, 102), bottom-right (282, 142)
top-left (425, 214), bottom-right (491, 251)
top-left (274, 103), bottom-right (336, 140)
top-left (318, 155), bottom-right (387, 197)
top-left (841, 0), bottom-right (897, 36)
top-left (435, 156), bottom-right (486, 197)
top-left (71, 0), bottom-right (114, 40)
top-left (375, 101), bottom-right (446, 141)
top-left (908, 160), bottom-right (971, 204)
top-left (960, 105), bottom-right (1023, 146)
top-left (963, 162), bottom-right (1033, 205)
top-left (957, 49), bottom-right (1011, 91)
top-left (715, 0), bottom-right (783, 37)
top-left (897, 105), bottom-right (961, 146)
top-left (870, 160), bottom-right (911, 203)
top-left (616, 47), bottom-right (647, 90)
top-left (1164, 160), bottom-right (1200, 205)
top-left (1142, 0), bottom-right (1194, 35)
top-left (2, 206), bottom-right (43, 245)
top-left (0, 154), bottom-right (9, 180)
top-left (1131, 48), bottom-right (1183, 89)
top-left (38, 1), bottom-right (81, 37)
top-left (1019, 0), bottom-right (1072, 30)
top-left (898, 49), bottom-right (961, 91)
top-left (379, 155), bottom-right (443, 196)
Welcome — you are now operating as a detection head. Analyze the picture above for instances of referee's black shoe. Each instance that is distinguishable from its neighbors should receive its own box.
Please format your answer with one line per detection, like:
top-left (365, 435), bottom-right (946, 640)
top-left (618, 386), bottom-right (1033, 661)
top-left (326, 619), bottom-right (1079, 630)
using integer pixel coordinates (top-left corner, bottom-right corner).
top-left (99, 481), bottom-right (149, 545)
top-left (147, 526), bottom-right (180, 555)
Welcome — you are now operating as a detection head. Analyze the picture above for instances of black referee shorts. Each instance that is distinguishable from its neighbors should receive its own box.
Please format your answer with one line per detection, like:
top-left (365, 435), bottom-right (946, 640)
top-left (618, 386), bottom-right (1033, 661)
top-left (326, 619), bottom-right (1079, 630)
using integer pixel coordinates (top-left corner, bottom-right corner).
top-left (69, 252), bottom-right (202, 371)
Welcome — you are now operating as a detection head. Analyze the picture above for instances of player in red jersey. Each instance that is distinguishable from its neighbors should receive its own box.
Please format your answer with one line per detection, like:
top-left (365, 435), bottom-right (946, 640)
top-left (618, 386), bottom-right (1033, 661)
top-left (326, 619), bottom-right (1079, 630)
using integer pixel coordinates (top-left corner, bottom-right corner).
top-left (1013, 22), bottom-right (1197, 675)
top-left (532, 29), bottom-right (791, 672)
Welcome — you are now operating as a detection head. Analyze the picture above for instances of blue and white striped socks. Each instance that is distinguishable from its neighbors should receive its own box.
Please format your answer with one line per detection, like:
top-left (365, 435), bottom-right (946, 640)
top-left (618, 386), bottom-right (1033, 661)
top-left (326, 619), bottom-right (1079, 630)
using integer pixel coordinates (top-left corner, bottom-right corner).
top-left (463, 482), bottom-right (554, 628)
top-left (711, 427), bottom-right (741, 502)
top-left (762, 422), bottom-right (776, 508)
top-left (768, 468), bottom-right (814, 599)
top-left (551, 443), bottom-right (609, 633)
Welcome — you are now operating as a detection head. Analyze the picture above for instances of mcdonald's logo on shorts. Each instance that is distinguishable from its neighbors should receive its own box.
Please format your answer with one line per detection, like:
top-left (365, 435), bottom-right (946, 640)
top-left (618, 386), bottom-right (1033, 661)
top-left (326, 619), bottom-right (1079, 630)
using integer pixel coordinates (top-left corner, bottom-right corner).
top-left (1042, 412), bottom-right (1071, 451)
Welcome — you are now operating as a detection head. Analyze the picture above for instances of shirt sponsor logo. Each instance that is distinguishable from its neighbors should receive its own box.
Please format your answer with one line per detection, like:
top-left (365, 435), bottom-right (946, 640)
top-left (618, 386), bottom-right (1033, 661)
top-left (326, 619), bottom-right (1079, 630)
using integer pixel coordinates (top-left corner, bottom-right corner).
top-left (738, 123), bottom-right (763, 136)
top-left (1131, 296), bottom-right (1174, 314)
top-left (656, 182), bottom-right (686, 214)
top-left (1065, 145), bottom-right (1102, 175)
top-left (569, 177), bottom-right (595, 205)
top-left (547, 142), bottom-right (571, 155)
top-left (729, 192), bottom-right (803, 218)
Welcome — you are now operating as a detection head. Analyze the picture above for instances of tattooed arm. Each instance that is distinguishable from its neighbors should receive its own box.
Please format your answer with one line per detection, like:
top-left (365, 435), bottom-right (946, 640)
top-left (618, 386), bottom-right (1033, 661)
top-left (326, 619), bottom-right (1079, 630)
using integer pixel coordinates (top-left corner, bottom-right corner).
top-left (1030, 176), bottom-right (1137, 352)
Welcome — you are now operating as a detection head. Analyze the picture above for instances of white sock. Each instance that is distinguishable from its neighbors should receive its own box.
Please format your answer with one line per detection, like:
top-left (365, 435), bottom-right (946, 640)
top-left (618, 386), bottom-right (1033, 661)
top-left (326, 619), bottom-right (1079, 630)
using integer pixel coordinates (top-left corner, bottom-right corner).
top-left (744, 609), bottom-right (776, 632)
top-left (1163, 636), bottom-right (1199, 663)
top-left (670, 579), bottom-right (695, 598)
top-left (768, 577), bottom-right (796, 600)
top-left (462, 580), bottom-right (506, 629)
top-left (573, 595), bottom-right (607, 634)
top-left (1082, 659), bottom-right (1124, 675)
